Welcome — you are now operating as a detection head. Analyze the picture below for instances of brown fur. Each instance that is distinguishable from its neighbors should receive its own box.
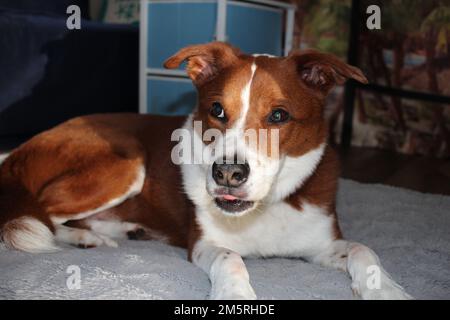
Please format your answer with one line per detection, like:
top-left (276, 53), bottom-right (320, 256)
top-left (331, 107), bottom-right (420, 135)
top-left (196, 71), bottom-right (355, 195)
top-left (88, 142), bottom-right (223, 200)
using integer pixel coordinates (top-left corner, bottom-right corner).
top-left (0, 42), bottom-right (367, 254)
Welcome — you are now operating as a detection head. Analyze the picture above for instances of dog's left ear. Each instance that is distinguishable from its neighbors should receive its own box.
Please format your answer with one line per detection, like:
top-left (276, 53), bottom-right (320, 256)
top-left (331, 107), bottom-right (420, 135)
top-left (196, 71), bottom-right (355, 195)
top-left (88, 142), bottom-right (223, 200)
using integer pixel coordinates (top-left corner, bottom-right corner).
top-left (288, 49), bottom-right (368, 96)
top-left (164, 42), bottom-right (240, 86)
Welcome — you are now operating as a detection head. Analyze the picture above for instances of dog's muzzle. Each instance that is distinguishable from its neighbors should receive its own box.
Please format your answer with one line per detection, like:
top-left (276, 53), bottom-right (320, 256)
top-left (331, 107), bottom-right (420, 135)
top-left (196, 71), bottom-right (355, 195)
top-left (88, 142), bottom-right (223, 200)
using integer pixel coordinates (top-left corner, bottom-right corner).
top-left (211, 158), bottom-right (254, 214)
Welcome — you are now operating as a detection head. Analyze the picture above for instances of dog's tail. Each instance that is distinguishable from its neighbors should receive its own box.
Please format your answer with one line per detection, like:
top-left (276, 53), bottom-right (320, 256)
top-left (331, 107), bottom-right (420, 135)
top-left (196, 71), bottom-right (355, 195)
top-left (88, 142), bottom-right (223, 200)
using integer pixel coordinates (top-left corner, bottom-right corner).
top-left (1, 216), bottom-right (59, 253)
top-left (0, 153), bottom-right (9, 165)
top-left (0, 163), bottom-right (59, 253)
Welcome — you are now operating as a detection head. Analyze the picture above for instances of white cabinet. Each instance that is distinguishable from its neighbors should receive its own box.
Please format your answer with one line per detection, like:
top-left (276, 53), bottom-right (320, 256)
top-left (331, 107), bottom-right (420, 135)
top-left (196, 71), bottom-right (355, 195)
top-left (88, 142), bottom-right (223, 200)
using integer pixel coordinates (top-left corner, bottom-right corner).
top-left (140, 0), bottom-right (295, 115)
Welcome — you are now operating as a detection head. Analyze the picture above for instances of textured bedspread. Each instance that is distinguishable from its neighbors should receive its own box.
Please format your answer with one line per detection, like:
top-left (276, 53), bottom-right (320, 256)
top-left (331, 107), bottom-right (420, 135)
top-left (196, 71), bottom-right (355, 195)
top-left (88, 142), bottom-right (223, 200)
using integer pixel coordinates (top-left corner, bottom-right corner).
top-left (0, 179), bottom-right (449, 300)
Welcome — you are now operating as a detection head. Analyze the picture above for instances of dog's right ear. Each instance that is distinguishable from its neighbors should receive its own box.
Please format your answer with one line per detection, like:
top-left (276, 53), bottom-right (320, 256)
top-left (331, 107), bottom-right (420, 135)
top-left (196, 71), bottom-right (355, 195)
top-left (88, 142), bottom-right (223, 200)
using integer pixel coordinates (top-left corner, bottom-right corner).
top-left (164, 42), bottom-right (240, 86)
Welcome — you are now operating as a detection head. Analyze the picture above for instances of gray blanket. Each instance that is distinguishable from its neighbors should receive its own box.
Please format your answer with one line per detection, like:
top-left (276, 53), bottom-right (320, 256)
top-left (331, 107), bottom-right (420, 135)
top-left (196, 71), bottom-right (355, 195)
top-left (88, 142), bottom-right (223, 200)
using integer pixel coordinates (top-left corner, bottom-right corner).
top-left (0, 179), bottom-right (449, 300)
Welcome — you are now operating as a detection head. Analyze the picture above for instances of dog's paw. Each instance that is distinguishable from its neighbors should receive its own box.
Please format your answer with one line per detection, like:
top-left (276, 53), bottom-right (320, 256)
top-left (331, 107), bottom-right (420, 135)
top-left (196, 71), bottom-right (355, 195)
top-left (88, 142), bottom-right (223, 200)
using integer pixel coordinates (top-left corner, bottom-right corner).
top-left (74, 231), bottom-right (118, 249)
top-left (126, 228), bottom-right (147, 240)
top-left (210, 281), bottom-right (257, 300)
top-left (56, 225), bottom-right (119, 249)
top-left (353, 277), bottom-right (413, 300)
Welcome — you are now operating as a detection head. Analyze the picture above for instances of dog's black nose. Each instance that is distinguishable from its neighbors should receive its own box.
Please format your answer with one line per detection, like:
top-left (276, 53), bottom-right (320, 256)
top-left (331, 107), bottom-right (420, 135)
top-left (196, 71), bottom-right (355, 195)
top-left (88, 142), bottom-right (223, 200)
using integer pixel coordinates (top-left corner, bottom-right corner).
top-left (212, 160), bottom-right (250, 188)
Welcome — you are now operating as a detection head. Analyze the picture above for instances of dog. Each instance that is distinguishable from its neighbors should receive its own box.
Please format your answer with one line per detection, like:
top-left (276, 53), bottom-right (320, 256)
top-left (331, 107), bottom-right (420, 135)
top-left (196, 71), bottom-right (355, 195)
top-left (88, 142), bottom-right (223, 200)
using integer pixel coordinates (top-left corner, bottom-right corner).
top-left (0, 42), bottom-right (411, 299)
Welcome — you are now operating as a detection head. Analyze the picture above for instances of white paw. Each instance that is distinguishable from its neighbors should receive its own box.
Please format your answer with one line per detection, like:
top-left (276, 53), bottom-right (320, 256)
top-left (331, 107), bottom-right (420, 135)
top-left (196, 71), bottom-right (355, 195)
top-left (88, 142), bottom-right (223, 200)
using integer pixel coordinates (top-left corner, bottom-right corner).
top-left (353, 278), bottom-right (413, 300)
top-left (210, 281), bottom-right (257, 300)
top-left (96, 234), bottom-right (119, 248)
top-left (76, 231), bottom-right (118, 249)
top-left (55, 225), bottom-right (119, 249)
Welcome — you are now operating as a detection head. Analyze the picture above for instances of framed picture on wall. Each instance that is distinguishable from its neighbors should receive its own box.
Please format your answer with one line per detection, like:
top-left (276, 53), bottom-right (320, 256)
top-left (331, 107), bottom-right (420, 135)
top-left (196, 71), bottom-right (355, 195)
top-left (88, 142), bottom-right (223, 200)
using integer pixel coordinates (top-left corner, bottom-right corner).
top-left (358, 0), bottom-right (450, 97)
top-left (294, 0), bottom-right (450, 157)
top-left (339, 0), bottom-right (450, 158)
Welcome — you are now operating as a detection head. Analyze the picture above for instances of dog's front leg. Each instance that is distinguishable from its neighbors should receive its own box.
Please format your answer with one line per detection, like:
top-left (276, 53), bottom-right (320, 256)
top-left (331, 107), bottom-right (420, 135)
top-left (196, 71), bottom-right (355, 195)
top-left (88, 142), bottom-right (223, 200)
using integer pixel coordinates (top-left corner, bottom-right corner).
top-left (192, 241), bottom-right (257, 300)
top-left (311, 240), bottom-right (413, 300)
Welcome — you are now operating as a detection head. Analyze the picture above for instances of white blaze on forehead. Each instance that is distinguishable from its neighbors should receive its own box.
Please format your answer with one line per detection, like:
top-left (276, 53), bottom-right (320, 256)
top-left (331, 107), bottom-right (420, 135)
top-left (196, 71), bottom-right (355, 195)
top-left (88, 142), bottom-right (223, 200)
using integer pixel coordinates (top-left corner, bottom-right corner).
top-left (234, 62), bottom-right (257, 131)
top-left (252, 53), bottom-right (276, 58)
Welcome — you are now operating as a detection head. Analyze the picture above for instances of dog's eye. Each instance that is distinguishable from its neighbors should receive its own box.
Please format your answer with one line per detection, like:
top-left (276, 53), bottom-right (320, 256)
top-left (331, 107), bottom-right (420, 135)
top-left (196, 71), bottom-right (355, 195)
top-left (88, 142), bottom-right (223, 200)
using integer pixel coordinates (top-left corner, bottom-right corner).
top-left (210, 102), bottom-right (226, 121)
top-left (268, 108), bottom-right (290, 124)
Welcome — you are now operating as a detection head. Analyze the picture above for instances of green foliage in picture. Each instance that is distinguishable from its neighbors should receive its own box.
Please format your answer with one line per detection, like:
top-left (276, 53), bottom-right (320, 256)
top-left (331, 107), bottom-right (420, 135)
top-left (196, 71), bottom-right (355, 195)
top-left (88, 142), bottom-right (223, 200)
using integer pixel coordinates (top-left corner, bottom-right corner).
top-left (300, 0), bottom-right (351, 58)
top-left (99, 0), bottom-right (140, 25)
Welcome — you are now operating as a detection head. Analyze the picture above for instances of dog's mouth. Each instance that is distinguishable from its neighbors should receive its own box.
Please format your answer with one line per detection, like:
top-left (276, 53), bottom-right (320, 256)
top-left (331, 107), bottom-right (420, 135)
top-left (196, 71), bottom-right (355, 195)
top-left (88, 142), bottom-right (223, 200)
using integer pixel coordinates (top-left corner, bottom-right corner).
top-left (214, 195), bottom-right (255, 214)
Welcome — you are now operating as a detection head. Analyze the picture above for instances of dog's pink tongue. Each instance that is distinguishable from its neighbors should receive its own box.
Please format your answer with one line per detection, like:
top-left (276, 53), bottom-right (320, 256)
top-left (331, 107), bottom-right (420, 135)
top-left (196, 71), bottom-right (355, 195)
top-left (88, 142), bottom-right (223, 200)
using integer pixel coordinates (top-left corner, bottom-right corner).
top-left (223, 195), bottom-right (238, 201)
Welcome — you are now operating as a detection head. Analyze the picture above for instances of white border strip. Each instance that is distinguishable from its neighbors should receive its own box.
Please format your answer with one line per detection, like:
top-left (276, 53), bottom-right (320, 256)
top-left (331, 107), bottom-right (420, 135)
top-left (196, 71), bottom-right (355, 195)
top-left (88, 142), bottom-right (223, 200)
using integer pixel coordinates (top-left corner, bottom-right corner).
top-left (229, 0), bottom-right (282, 12)
top-left (139, 0), bottom-right (149, 114)
top-left (216, 0), bottom-right (227, 41)
top-left (148, 75), bottom-right (193, 83)
top-left (284, 7), bottom-right (295, 55)
top-left (148, 0), bottom-right (294, 9)
top-left (243, 0), bottom-right (294, 9)
top-left (147, 68), bottom-right (188, 77)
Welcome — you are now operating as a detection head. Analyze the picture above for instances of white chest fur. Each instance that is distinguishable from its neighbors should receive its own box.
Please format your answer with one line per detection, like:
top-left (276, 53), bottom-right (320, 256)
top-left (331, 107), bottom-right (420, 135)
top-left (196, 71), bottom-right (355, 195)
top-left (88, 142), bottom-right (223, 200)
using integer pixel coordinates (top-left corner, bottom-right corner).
top-left (196, 201), bottom-right (335, 259)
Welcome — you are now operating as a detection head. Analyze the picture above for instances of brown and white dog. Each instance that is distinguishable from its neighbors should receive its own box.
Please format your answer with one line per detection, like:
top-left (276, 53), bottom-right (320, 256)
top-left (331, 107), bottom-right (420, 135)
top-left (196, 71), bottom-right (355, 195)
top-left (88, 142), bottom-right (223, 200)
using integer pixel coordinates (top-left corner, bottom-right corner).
top-left (0, 42), bottom-right (411, 299)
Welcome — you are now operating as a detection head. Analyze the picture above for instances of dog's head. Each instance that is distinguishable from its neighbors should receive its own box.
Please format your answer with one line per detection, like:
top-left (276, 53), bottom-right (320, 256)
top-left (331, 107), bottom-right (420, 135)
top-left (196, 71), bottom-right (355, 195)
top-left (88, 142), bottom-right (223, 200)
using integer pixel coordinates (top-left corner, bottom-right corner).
top-left (165, 42), bottom-right (367, 217)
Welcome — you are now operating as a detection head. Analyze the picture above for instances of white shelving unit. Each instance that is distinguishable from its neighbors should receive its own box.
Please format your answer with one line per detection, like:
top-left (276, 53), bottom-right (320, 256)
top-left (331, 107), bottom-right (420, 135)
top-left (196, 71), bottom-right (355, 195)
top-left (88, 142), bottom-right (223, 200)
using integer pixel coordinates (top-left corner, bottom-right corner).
top-left (140, 0), bottom-right (296, 115)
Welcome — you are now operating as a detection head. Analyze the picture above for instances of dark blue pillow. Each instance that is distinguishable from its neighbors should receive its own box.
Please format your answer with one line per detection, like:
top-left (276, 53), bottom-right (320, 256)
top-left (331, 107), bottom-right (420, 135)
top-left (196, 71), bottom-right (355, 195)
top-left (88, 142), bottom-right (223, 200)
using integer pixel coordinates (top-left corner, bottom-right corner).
top-left (0, 0), bottom-right (89, 18)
